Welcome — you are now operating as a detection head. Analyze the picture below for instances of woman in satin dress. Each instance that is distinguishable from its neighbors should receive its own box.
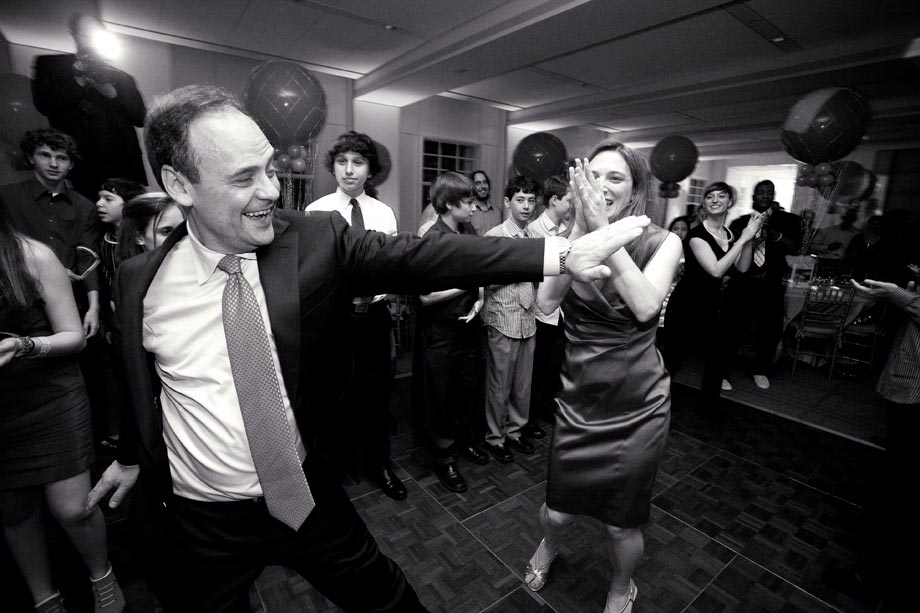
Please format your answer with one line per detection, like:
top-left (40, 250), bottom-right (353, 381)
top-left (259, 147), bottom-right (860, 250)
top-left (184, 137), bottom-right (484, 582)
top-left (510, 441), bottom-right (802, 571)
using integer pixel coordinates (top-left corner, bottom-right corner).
top-left (524, 141), bottom-right (683, 613)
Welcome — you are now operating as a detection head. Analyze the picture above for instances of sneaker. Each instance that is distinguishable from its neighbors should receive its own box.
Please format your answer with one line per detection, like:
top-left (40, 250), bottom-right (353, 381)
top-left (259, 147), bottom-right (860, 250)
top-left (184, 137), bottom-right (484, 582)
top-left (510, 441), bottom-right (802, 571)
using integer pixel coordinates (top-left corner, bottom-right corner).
top-left (753, 375), bottom-right (770, 389)
top-left (90, 565), bottom-right (125, 612)
top-left (721, 379), bottom-right (733, 391)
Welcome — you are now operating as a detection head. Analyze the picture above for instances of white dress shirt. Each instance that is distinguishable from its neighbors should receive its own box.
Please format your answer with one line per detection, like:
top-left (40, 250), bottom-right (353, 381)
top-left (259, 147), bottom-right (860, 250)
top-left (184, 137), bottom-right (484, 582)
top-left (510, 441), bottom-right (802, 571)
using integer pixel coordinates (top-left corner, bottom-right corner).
top-left (307, 188), bottom-right (398, 304)
top-left (143, 225), bottom-right (306, 501)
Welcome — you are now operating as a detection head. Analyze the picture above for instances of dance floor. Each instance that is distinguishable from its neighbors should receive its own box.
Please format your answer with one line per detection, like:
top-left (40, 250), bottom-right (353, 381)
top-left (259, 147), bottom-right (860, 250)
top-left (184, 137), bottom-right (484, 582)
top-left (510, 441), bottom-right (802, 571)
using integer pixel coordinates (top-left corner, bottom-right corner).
top-left (3, 375), bottom-right (887, 612)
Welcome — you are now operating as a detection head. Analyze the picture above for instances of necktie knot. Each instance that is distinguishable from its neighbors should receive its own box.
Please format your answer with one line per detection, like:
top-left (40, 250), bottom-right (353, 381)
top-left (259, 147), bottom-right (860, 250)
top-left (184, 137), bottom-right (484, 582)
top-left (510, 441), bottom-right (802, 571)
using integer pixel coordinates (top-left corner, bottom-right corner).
top-left (217, 254), bottom-right (242, 275)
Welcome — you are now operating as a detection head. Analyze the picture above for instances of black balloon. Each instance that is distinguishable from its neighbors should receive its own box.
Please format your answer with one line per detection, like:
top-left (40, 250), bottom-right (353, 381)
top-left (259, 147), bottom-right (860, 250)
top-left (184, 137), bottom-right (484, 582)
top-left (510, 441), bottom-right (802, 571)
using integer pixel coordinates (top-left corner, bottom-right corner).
top-left (244, 61), bottom-right (327, 148)
top-left (780, 88), bottom-right (870, 165)
top-left (833, 160), bottom-right (876, 200)
top-left (650, 136), bottom-right (698, 183)
top-left (512, 133), bottom-right (567, 184)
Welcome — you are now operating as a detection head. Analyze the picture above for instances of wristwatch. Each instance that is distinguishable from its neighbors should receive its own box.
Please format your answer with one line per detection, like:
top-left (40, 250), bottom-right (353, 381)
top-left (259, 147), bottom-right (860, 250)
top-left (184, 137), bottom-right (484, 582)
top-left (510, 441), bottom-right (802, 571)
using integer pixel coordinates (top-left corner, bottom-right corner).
top-left (559, 241), bottom-right (572, 275)
top-left (14, 335), bottom-right (34, 358)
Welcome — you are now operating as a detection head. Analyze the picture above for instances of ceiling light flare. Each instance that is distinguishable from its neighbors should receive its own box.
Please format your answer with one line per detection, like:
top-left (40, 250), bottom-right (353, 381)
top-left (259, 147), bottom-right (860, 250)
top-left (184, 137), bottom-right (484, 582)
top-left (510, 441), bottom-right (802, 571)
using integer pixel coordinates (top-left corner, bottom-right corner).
top-left (90, 28), bottom-right (122, 60)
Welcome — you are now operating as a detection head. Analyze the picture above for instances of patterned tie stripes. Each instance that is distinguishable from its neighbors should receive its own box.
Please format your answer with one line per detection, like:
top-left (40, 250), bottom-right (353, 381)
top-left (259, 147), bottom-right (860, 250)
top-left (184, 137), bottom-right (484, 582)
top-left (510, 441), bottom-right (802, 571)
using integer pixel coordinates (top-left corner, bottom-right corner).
top-left (217, 255), bottom-right (314, 530)
top-left (754, 237), bottom-right (766, 268)
top-left (350, 198), bottom-right (365, 231)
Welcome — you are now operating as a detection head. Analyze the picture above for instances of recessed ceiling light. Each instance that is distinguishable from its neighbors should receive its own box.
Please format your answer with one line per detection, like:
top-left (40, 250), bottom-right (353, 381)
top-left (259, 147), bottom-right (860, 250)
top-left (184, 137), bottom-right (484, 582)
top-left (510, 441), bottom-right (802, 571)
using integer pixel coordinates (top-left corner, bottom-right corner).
top-left (385, 24), bottom-right (396, 31)
top-left (771, 36), bottom-right (785, 43)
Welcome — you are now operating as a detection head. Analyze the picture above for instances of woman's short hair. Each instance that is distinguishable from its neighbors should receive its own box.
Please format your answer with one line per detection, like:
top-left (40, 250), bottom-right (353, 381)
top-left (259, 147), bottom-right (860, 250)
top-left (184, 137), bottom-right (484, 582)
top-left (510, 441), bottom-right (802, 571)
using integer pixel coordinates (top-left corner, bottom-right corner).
top-left (702, 181), bottom-right (736, 206)
top-left (323, 131), bottom-right (381, 177)
top-left (585, 140), bottom-right (651, 220)
top-left (430, 172), bottom-right (475, 214)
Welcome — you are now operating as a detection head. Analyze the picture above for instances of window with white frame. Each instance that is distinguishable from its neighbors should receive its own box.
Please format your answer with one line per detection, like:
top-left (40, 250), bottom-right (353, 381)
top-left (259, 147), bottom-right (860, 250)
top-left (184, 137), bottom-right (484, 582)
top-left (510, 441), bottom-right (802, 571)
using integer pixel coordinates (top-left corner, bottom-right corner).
top-left (422, 139), bottom-right (477, 209)
top-left (686, 177), bottom-right (706, 208)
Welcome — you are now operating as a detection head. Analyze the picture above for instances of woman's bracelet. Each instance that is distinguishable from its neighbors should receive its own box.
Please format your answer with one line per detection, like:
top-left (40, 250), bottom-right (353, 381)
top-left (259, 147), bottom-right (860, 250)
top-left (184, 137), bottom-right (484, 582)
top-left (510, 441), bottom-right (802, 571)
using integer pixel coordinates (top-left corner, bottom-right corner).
top-left (34, 336), bottom-right (51, 357)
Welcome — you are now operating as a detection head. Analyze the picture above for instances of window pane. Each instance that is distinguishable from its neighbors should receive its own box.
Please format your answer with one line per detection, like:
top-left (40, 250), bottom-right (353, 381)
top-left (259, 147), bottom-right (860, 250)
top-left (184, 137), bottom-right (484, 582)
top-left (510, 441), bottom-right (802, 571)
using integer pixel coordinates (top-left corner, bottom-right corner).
top-left (423, 168), bottom-right (437, 183)
top-left (423, 155), bottom-right (438, 169)
top-left (442, 143), bottom-right (456, 157)
top-left (423, 140), bottom-right (437, 155)
top-left (442, 157), bottom-right (456, 171)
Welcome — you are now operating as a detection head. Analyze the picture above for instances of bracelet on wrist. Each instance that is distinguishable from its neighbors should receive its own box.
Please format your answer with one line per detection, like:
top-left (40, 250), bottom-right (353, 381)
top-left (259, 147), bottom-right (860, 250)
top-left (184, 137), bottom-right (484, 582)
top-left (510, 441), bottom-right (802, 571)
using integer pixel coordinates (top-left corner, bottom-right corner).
top-left (14, 335), bottom-right (35, 358)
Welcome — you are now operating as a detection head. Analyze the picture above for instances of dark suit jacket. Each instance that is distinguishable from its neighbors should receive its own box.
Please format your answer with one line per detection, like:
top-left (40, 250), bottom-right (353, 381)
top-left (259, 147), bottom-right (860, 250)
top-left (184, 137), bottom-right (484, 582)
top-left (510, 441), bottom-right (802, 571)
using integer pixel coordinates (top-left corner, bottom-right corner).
top-left (32, 53), bottom-right (147, 193)
top-left (729, 207), bottom-right (802, 283)
top-left (113, 209), bottom-right (545, 529)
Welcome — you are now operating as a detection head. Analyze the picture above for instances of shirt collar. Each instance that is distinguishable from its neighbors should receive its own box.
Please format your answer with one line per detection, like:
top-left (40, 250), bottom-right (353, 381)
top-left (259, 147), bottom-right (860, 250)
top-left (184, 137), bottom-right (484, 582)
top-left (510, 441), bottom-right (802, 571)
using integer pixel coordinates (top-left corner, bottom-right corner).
top-left (473, 199), bottom-right (493, 212)
top-left (501, 217), bottom-right (528, 238)
top-left (28, 176), bottom-right (74, 203)
top-left (186, 223), bottom-right (257, 286)
top-left (432, 217), bottom-right (460, 234)
top-left (335, 187), bottom-right (366, 208)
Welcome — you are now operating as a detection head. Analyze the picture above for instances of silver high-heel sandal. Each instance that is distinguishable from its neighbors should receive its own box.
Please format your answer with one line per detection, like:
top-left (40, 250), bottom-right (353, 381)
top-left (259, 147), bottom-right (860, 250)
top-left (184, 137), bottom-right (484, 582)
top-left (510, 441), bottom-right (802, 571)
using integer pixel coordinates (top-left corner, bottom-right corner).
top-left (524, 538), bottom-right (557, 592)
top-left (604, 579), bottom-right (637, 613)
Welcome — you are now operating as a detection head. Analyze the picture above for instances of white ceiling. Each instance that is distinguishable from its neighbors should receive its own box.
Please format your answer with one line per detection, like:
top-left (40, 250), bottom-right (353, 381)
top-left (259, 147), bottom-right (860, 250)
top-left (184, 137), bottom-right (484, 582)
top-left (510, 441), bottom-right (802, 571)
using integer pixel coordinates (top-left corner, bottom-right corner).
top-left (2, 0), bottom-right (919, 158)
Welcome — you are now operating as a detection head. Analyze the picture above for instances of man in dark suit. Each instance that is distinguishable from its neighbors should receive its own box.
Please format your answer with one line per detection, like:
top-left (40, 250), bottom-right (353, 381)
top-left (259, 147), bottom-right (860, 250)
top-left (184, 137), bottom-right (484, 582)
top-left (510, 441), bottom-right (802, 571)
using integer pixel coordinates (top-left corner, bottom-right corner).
top-left (724, 180), bottom-right (802, 390)
top-left (85, 84), bottom-right (648, 612)
top-left (32, 12), bottom-right (146, 199)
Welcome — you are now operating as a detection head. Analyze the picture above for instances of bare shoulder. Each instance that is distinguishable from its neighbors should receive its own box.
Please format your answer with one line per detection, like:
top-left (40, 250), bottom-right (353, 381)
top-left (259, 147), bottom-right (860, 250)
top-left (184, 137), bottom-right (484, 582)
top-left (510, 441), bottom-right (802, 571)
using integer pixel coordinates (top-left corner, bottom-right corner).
top-left (19, 236), bottom-right (58, 267)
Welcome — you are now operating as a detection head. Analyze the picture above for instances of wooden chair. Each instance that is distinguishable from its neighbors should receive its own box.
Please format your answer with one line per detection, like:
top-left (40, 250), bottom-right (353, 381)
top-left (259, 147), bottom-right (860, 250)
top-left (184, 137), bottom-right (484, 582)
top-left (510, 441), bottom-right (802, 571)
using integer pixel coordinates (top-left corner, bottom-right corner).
top-left (790, 283), bottom-right (855, 378)
top-left (838, 301), bottom-right (888, 371)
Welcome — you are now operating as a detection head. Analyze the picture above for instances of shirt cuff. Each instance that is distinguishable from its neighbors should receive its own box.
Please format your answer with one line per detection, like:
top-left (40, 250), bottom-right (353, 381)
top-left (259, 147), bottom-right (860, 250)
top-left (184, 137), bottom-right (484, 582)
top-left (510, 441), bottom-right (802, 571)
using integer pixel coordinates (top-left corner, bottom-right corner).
top-left (888, 286), bottom-right (918, 310)
top-left (542, 236), bottom-right (571, 276)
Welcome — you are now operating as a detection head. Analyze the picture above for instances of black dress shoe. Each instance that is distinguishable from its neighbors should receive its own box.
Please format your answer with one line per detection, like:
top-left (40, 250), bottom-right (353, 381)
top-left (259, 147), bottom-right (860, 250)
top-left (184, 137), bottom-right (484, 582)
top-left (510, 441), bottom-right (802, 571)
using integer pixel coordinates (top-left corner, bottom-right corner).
top-left (487, 443), bottom-right (514, 463)
top-left (376, 466), bottom-right (408, 501)
top-left (521, 422), bottom-right (545, 439)
top-left (459, 445), bottom-right (490, 465)
top-left (434, 463), bottom-right (467, 493)
top-left (505, 436), bottom-right (535, 454)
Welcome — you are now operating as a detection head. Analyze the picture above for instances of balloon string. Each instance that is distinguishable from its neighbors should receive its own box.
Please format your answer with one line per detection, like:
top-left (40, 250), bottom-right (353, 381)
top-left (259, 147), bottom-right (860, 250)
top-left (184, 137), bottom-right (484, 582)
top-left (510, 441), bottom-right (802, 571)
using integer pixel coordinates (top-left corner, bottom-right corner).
top-left (800, 187), bottom-right (819, 255)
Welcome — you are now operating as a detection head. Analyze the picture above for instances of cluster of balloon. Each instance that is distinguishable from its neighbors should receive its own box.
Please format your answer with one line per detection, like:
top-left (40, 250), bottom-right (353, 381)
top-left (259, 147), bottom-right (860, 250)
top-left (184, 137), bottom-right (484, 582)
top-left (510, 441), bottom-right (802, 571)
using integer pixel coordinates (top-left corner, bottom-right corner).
top-left (244, 61), bottom-right (327, 208)
top-left (781, 87), bottom-right (871, 254)
top-left (650, 136), bottom-right (699, 199)
top-left (658, 181), bottom-right (680, 198)
top-left (512, 132), bottom-right (567, 184)
top-left (796, 162), bottom-right (835, 188)
top-left (274, 145), bottom-right (310, 174)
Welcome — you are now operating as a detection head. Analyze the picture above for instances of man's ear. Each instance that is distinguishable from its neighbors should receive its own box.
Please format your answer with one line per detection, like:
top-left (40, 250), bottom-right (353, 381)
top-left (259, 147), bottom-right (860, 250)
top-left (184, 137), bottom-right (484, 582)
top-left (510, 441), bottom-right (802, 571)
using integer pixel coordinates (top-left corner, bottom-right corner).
top-left (549, 195), bottom-right (559, 208)
top-left (504, 197), bottom-right (511, 209)
top-left (161, 165), bottom-right (194, 208)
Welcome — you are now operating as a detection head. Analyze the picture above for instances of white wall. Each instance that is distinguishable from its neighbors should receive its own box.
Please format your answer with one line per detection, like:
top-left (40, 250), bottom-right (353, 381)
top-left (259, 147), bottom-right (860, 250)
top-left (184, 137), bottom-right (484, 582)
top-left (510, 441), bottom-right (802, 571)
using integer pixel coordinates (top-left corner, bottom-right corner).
top-left (354, 100), bottom-right (400, 222)
top-left (400, 95), bottom-right (507, 232)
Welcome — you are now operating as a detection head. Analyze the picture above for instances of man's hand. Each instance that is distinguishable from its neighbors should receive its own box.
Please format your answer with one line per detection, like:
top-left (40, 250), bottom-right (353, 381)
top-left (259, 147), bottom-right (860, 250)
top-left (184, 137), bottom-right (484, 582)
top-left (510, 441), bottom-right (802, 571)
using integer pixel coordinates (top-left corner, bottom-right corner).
top-left (458, 300), bottom-right (483, 324)
top-left (83, 307), bottom-right (100, 338)
top-left (567, 216), bottom-right (650, 282)
top-left (851, 278), bottom-right (913, 299)
top-left (86, 461), bottom-right (139, 511)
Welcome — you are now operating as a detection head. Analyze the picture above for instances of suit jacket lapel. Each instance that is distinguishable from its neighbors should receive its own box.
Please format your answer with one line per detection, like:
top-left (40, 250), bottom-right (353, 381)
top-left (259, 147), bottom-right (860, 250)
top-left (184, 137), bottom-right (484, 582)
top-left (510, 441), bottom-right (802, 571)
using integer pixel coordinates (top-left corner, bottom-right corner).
top-left (257, 216), bottom-right (300, 405)
top-left (124, 222), bottom-right (190, 462)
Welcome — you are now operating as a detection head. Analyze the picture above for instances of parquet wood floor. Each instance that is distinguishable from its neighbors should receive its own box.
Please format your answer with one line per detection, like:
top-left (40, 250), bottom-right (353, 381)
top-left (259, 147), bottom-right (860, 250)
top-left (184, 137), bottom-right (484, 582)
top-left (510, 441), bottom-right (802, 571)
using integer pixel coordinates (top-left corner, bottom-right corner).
top-left (3, 380), bottom-right (886, 612)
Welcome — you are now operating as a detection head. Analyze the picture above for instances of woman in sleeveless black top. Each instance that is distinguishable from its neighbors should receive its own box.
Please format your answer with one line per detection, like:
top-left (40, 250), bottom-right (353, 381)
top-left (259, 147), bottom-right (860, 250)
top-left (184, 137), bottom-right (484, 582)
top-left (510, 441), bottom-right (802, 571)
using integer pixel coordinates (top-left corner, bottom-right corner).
top-left (662, 182), bottom-right (764, 405)
top-left (0, 207), bottom-right (124, 611)
top-left (524, 142), bottom-right (683, 613)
